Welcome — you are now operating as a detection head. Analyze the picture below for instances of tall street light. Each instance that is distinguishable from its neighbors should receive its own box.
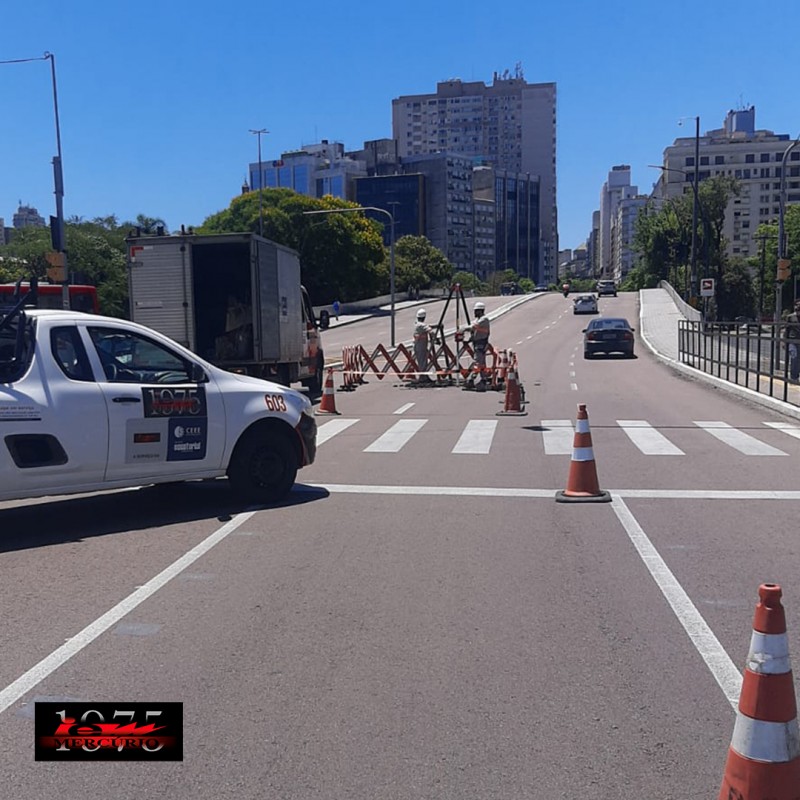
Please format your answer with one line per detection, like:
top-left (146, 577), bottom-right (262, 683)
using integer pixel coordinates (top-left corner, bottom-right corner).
top-left (249, 128), bottom-right (268, 237)
top-left (1, 52), bottom-right (67, 307)
top-left (777, 132), bottom-right (800, 319)
top-left (676, 117), bottom-right (701, 304)
top-left (303, 207), bottom-right (396, 345)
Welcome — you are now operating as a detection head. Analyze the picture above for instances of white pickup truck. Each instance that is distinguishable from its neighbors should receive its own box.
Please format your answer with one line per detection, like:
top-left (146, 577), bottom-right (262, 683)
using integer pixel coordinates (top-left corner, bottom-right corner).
top-left (0, 293), bottom-right (317, 504)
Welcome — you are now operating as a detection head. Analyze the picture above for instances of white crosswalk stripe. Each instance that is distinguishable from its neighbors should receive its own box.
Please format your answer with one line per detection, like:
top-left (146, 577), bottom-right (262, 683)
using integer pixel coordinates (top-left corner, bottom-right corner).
top-left (617, 420), bottom-right (685, 455)
top-left (317, 417), bottom-right (797, 457)
top-left (364, 419), bottom-right (428, 453)
top-left (317, 418), bottom-right (360, 446)
top-left (764, 421), bottom-right (800, 440)
top-left (694, 421), bottom-right (789, 456)
top-left (452, 420), bottom-right (498, 454)
top-left (540, 420), bottom-right (575, 455)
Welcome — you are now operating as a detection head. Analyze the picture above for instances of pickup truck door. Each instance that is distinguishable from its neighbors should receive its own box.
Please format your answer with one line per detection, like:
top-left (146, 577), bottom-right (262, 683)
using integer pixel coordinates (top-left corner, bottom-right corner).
top-left (0, 321), bottom-right (109, 495)
top-left (80, 324), bottom-right (227, 483)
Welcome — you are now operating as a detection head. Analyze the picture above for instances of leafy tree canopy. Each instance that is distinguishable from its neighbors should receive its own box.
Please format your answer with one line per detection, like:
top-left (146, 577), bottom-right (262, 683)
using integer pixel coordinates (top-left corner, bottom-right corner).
top-left (199, 189), bottom-right (387, 303)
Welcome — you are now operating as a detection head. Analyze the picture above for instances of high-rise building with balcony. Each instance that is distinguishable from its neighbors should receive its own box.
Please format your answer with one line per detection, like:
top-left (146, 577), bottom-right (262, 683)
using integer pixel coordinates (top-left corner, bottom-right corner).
top-left (12, 204), bottom-right (45, 229)
top-left (391, 69), bottom-right (556, 279)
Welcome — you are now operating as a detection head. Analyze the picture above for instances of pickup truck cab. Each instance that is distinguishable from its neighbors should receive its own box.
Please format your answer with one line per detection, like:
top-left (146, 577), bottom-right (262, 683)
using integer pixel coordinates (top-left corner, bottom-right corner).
top-left (0, 301), bottom-right (316, 505)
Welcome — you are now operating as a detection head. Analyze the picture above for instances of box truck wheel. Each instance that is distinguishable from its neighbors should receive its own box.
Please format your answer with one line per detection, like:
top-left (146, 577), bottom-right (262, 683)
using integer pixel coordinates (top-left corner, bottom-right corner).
top-left (304, 356), bottom-right (324, 394)
top-left (228, 429), bottom-right (298, 503)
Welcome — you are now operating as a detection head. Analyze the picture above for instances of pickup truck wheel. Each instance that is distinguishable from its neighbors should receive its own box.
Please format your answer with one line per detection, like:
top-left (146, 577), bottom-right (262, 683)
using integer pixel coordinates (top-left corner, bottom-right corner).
top-left (228, 431), bottom-right (298, 504)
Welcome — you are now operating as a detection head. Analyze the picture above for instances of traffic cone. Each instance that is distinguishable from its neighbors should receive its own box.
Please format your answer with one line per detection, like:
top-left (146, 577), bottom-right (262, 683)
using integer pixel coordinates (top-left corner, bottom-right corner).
top-left (555, 404), bottom-right (611, 503)
top-left (718, 583), bottom-right (800, 800)
top-left (496, 358), bottom-right (527, 416)
top-left (316, 368), bottom-right (340, 415)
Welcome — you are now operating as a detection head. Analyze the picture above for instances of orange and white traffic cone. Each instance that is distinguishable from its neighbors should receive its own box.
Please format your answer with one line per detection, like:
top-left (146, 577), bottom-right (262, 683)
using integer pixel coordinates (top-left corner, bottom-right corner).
top-left (718, 583), bottom-right (800, 800)
top-left (496, 358), bottom-right (527, 416)
top-left (555, 403), bottom-right (611, 502)
top-left (316, 368), bottom-right (340, 415)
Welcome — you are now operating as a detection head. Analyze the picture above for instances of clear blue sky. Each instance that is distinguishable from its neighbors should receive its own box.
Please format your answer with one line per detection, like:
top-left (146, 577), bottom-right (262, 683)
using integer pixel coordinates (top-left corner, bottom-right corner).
top-left (1, 0), bottom-right (798, 251)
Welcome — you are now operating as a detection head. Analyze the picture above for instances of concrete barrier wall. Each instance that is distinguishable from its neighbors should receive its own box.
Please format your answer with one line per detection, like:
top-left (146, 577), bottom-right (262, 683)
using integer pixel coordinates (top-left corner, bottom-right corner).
top-left (659, 280), bottom-right (702, 322)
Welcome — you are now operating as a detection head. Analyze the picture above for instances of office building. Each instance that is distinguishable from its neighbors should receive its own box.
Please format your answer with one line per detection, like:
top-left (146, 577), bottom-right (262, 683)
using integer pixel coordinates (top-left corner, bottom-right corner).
top-left (656, 107), bottom-right (800, 259)
top-left (249, 141), bottom-right (366, 201)
top-left (598, 166), bottom-right (635, 278)
top-left (391, 69), bottom-right (557, 277)
top-left (611, 195), bottom-right (648, 282)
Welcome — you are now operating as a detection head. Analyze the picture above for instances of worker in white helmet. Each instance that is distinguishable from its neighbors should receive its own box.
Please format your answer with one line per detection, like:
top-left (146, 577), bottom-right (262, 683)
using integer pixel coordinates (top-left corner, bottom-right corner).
top-left (413, 308), bottom-right (434, 381)
top-left (461, 301), bottom-right (491, 391)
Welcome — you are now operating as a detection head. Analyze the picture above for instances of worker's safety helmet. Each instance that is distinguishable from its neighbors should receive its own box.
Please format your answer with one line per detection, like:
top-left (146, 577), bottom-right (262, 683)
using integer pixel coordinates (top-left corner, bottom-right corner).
top-left (416, 308), bottom-right (426, 320)
top-left (474, 301), bottom-right (485, 316)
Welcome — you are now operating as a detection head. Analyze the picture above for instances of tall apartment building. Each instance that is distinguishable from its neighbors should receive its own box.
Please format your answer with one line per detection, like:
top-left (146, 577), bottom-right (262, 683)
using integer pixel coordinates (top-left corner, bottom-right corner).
top-left (586, 210), bottom-right (601, 279)
top-left (391, 70), bottom-right (557, 279)
top-left (657, 107), bottom-right (800, 259)
top-left (12, 204), bottom-right (45, 229)
top-left (598, 166), bottom-right (635, 278)
top-left (611, 195), bottom-right (648, 282)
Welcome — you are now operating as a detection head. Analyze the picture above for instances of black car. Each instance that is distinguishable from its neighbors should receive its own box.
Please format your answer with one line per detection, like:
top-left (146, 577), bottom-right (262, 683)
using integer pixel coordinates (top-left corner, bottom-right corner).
top-left (583, 317), bottom-right (635, 358)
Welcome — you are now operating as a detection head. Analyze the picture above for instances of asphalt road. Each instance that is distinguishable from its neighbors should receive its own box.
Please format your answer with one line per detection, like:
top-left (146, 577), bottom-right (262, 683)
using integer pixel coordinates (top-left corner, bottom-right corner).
top-left (2, 291), bottom-right (800, 798)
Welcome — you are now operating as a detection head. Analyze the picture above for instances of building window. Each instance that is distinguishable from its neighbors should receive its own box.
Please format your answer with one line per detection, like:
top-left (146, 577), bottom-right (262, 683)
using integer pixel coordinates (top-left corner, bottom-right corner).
top-left (745, 154), bottom-right (755, 163)
top-left (700, 156), bottom-right (709, 165)
top-left (685, 157), bottom-right (695, 167)
top-left (761, 153), bottom-right (770, 163)
top-left (715, 155), bottom-right (725, 165)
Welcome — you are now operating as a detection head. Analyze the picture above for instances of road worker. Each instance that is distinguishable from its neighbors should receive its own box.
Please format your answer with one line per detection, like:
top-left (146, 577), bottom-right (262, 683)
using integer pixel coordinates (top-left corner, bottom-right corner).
top-left (462, 301), bottom-right (491, 391)
top-left (413, 308), bottom-right (434, 381)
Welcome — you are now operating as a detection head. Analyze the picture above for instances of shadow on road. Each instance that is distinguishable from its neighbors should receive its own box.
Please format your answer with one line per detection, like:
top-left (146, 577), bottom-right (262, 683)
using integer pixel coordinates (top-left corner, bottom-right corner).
top-left (0, 480), bottom-right (330, 553)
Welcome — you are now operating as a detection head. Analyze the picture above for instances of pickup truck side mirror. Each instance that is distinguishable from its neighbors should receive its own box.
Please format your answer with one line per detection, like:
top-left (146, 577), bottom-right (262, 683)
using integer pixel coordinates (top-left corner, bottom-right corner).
top-left (318, 309), bottom-right (330, 330)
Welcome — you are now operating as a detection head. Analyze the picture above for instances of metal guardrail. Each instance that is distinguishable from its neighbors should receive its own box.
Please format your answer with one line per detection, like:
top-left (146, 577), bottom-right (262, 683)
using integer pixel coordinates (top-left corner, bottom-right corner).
top-left (678, 320), bottom-right (800, 406)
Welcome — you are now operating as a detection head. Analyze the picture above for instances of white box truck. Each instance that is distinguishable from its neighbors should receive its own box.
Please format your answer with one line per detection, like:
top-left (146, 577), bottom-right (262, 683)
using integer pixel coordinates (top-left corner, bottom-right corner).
top-left (127, 231), bottom-right (324, 391)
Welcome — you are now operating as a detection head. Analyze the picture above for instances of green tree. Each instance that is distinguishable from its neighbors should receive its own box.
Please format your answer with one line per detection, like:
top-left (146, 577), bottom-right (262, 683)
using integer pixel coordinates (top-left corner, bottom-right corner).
top-left (393, 235), bottom-right (453, 292)
top-left (199, 190), bottom-right (389, 303)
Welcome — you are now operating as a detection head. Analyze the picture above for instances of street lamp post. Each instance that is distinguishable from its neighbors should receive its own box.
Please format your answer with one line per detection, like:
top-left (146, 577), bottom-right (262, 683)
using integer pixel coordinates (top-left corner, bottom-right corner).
top-left (1, 52), bottom-right (68, 307)
top-left (303, 207), bottom-right (396, 345)
top-left (249, 128), bottom-right (268, 237)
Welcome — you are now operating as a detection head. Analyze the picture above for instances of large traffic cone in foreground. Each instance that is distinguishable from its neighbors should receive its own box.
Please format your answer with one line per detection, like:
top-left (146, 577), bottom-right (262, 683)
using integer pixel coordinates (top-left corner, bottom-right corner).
top-left (316, 368), bottom-right (340, 415)
top-left (497, 358), bottom-right (527, 416)
top-left (718, 583), bottom-right (800, 799)
top-left (555, 404), bottom-right (611, 503)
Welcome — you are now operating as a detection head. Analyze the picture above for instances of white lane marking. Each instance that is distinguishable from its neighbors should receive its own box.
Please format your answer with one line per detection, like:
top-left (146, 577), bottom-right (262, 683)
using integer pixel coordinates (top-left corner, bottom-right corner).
top-left (526, 335), bottom-right (533, 340)
top-left (617, 420), bottom-right (685, 455)
top-left (317, 418), bottom-right (360, 445)
top-left (364, 419), bottom-right (427, 452)
top-left (541, 419), bottom-right (574, 454)
top-left (611, 497), bottom-right (741, 708)
top-left (394, 403), bottom-right (416, 415)
top-left (452, 420), bottom-right (498, 454)
top-left (764, 421), bottom-right (800, 440)
top-left (695, 421), bottom-right (788, 456)
top-left (536, 330), bottom-right (543, 335)
top-left (294, 485), bottom-right (800, 501)
top-left (569, 371), bottom-right (576, 378)
top-left (516, 340), bottom-right (524, 345)
top-left (0, 511), bottom-right (256, 716)
top-left (570, 383), bottom-right (578, 391)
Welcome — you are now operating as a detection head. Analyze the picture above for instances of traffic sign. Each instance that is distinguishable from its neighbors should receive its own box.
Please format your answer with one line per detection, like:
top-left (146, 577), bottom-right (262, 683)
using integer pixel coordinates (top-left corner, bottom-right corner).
top-left (700, 278), bottom-right (715, 297)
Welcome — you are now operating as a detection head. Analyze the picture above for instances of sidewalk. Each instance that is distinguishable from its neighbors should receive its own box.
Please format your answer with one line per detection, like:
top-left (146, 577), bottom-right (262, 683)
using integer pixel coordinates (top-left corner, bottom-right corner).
top-left (639, 287), bottom-right (800, 420)
top-left (639, 287), bottom-right (684, 362)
